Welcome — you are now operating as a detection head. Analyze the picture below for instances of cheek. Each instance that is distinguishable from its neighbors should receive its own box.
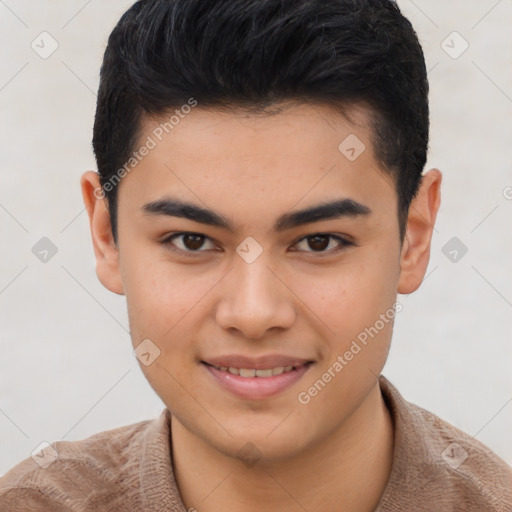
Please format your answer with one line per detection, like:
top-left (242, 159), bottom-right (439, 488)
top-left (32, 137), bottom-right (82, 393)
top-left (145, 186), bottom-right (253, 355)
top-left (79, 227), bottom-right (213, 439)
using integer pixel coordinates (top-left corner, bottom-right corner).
top-left (292, 258), bottom-right (399, 428)
top-left (292, 252), bottom-right (399, 340)
top-left (122, 255), bottom-right (194, 340)
top-left (122, 254), bottom-right (226, 356)
top-left (121, 257), bottom-right (208, 405)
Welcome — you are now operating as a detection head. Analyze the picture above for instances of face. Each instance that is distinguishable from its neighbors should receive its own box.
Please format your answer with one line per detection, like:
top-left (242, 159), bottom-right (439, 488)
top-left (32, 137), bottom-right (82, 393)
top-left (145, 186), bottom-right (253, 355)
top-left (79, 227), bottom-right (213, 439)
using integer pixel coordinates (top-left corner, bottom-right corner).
top-left (82, 101), bottom-right (440, 465)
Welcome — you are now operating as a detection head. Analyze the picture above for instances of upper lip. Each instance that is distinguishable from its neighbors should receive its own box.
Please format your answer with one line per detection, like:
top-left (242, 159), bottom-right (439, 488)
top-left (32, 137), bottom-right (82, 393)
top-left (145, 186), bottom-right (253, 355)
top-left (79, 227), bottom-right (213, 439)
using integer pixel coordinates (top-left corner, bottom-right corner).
top-left (202, 354), bottom-right (313, 369)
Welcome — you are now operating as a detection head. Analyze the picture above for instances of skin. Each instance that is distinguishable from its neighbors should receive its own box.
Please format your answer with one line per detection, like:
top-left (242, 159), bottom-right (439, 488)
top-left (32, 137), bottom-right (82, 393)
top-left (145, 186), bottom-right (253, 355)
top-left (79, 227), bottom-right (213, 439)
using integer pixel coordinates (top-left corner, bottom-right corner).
top-left (81, 101), bottom-right (441, 512)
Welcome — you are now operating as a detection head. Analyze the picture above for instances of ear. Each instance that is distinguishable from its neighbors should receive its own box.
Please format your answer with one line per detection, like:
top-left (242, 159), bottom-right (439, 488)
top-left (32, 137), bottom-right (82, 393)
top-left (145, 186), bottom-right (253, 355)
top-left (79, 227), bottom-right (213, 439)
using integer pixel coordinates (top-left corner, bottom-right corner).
top-left (398, 168), bottom-right (442, 294)
top-left (80, 171), bottom-right (125, 295)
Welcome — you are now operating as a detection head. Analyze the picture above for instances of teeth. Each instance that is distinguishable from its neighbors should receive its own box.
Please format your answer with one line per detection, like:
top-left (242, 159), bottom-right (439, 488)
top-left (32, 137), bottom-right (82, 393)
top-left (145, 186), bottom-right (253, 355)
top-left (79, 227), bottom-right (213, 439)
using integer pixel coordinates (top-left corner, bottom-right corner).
top-left (213, 364), bottom-right (304, 377)
top-left (256, 368), bottom-right (273, 377)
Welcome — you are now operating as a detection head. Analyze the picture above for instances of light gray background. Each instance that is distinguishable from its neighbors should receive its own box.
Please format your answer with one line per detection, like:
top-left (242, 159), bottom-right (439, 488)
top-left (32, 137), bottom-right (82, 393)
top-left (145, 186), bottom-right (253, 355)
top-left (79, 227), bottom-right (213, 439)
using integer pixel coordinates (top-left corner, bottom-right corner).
top-left (0, 0), bottom-right (511, 475)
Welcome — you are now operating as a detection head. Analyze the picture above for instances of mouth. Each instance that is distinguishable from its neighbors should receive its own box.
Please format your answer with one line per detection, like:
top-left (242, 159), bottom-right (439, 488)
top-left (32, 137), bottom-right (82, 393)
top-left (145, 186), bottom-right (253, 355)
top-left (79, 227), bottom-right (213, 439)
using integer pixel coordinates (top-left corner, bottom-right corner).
top-left (202, 361), bottom-right (311, 378)
top-left (201, 359), bottom-right (314, 400)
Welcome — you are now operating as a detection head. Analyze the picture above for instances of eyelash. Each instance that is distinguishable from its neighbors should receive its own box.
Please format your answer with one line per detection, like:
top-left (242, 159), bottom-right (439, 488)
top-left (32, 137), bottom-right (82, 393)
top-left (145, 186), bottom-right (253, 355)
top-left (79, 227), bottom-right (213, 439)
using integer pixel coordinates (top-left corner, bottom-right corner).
top-left (158, 232), bottom-right (354, 257)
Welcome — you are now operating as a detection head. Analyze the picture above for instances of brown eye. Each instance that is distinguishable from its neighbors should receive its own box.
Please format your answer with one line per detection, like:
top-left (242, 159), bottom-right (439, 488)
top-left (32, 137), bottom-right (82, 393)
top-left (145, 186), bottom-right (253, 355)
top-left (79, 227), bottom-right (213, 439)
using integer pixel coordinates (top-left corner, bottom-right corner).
top-left (306, 235), bottom-right (330, 251)
top-left (293, 234), bottom-right (352, 254)
top-left (160, 232), bottom-right (217, 253)
top-left (181, 233), bottom-right (206, 250)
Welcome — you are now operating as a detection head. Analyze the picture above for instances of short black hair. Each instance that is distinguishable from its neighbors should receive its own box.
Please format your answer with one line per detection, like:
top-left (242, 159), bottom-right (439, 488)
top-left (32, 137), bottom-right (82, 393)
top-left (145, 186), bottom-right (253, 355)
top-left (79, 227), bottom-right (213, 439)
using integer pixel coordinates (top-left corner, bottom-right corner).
top-left (92, 0), bottom-right (429, 244)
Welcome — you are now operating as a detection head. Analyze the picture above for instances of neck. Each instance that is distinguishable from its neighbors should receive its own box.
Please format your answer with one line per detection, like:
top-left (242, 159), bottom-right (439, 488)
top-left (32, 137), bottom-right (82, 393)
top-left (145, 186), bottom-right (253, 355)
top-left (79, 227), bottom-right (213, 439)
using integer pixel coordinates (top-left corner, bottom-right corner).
top-left (171, 380), bottom-right (394, 512)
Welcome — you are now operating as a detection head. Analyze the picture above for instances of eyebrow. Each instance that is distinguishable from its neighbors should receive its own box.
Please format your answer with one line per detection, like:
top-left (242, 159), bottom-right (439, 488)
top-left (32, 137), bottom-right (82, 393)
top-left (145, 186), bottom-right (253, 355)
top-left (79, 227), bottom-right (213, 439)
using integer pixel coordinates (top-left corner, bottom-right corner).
top-left (142, 197), bottom-right (371, 232)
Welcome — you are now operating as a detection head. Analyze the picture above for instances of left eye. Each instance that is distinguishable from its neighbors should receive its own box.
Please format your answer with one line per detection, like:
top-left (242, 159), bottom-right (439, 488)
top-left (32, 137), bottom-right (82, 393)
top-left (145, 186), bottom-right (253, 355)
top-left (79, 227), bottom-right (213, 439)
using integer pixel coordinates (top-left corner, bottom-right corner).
top-left (292, 234), bottom-right (350, 254)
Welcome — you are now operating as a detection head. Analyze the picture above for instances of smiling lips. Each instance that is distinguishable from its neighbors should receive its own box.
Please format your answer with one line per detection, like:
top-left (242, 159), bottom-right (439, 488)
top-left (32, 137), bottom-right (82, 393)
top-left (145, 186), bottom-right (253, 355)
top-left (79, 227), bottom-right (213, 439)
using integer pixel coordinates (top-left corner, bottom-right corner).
top-left (204, 354), bottom-right (313, 370)
top-left (203, 354), bottom-right (312, 377)
top-left (202, 354), bottom-right (314, 399)
top-left (210, 365), bottom-right (298, 377)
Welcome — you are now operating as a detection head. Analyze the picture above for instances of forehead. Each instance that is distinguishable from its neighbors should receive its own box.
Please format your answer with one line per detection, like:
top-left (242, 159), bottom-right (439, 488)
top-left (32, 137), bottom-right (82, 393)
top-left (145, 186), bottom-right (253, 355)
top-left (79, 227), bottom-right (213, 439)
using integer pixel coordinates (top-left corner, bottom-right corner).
top-left (139, 101), bottom-right (376, 159)
top-left (118, 102), bottom-right (396, 224)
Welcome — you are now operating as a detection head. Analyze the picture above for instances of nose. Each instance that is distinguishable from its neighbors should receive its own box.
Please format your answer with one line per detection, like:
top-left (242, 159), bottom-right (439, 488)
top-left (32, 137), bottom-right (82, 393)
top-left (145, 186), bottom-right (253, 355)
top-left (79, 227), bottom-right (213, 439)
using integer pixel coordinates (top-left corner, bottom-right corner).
top-left (215, 255), bottom-right (296, 339)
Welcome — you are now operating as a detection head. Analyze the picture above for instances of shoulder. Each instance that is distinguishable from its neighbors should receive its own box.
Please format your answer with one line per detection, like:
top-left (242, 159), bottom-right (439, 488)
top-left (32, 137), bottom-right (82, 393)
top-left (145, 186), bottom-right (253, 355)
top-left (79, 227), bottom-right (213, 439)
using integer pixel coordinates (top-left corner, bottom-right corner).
top-left (413, 400), bottom-right (512, 506)
top-left (0, 413), bottom-right (163, 512)
top-left (378, 376), bottom-right (512, 511)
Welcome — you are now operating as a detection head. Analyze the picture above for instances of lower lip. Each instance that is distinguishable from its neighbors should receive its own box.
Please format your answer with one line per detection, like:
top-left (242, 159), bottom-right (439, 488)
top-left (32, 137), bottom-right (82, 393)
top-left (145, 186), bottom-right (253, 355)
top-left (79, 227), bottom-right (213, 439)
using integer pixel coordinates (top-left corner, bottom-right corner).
top-left (202, 362), bottom-right (313, 400)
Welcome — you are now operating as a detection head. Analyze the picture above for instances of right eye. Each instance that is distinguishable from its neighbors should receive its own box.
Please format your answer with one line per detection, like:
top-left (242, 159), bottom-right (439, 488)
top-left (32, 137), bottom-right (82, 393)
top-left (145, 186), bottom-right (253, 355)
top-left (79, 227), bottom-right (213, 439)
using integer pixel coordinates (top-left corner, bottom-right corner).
top-left (159, 232), bottom-right (218, 254)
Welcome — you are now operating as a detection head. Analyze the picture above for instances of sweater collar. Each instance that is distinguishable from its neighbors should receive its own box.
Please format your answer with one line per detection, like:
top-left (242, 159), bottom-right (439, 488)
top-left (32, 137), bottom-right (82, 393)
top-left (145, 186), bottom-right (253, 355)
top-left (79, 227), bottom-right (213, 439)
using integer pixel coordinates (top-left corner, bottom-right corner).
top-left (138, 375), bottom-right (447, 511)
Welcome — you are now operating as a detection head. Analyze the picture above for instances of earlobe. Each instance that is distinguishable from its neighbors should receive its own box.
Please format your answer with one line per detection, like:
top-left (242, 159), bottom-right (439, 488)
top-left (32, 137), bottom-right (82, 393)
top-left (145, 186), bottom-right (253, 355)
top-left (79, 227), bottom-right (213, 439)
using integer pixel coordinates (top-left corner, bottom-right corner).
top-left (398, 168), bottom-right (442, 294)
top-left (80, 171), bottom-right (125, 295)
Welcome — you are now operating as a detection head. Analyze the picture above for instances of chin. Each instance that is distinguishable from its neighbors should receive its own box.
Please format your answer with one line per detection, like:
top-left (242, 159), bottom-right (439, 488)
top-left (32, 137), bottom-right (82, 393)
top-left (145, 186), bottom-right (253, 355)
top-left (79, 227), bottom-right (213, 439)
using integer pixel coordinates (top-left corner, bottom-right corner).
top-left (220, 422), bottom-right (312, 462)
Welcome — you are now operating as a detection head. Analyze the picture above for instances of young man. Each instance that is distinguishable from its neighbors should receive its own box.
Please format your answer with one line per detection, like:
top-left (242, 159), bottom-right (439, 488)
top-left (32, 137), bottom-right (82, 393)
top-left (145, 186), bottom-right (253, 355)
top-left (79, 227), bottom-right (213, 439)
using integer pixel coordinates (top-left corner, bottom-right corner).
top-left (1, 0), bottom-right (510, 510)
